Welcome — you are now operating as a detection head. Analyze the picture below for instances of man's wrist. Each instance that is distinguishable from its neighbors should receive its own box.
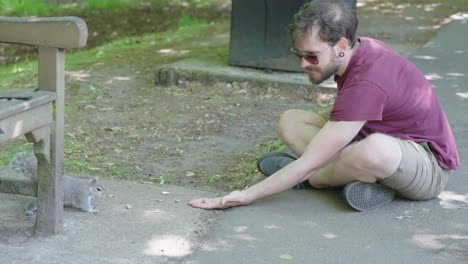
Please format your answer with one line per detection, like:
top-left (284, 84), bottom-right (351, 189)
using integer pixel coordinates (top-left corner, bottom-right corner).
top-left (239, 189), bottom-right (255, 205)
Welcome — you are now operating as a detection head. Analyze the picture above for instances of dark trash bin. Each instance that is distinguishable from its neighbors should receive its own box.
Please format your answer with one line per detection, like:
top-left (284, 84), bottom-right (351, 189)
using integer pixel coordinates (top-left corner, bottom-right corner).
top-left (229, 0), bottom-right (357, 72)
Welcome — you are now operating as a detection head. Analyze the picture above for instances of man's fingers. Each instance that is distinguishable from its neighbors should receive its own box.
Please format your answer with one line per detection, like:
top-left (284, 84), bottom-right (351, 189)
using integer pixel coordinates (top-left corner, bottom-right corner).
top-left (188, 198), bottom-right (207, 207)
top-left (189, 197), bottom-right (223, 209)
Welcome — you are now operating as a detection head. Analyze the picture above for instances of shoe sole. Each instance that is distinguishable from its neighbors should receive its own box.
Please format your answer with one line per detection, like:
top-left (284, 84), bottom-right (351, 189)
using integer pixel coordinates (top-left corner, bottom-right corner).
top-left (344, 181), bottom-right (396, 211)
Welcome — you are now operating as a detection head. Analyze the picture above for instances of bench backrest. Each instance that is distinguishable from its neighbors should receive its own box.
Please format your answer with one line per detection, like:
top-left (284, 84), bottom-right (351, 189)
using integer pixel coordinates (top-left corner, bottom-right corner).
top-left (0, 16), bottom-right (87, 49)
top-left (0, 16), bottom-right (88, 93)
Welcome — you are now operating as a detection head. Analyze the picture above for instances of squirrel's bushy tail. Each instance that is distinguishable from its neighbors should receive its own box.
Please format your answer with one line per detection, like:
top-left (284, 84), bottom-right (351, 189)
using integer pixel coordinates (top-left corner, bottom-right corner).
top-left (10, 152), bottom-right (37, 179)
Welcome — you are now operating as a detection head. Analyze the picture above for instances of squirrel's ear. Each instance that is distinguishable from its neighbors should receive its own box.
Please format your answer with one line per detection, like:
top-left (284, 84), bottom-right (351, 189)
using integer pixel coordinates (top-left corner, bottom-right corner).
top-left (90, 178), bottom-right (97, 186)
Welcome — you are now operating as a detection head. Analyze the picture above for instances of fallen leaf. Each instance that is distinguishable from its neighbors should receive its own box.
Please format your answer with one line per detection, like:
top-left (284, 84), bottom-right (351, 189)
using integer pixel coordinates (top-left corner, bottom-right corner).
top-left (279, 254), bottom-right (293, 260)
top-left (185, 171), bottom-right (195, 177)
top-left (104, 126), bottom-right (122, 132)
top-left (395, 215), bottom-right (413, 220)
top-left (84, 104), bottom-right (96, 110)
top-left (139, 180), bottom-right (153, 184)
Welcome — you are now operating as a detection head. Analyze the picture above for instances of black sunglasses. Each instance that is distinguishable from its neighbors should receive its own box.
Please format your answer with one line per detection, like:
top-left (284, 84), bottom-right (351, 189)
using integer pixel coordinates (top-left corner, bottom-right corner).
top-left (290, 45), bottom-right (333, 65)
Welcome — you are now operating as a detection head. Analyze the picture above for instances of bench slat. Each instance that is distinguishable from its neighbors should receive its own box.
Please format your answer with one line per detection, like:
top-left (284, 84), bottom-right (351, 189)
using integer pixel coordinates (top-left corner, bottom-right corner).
top-left (0, 16), bottom-right (87, 49)
top-left (0, 91), bottom-right (55, 120)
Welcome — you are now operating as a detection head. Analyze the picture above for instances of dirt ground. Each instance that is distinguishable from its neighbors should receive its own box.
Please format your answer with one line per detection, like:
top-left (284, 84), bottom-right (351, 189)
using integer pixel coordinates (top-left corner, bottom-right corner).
top-left (64, 64), bottom-right (326, 191)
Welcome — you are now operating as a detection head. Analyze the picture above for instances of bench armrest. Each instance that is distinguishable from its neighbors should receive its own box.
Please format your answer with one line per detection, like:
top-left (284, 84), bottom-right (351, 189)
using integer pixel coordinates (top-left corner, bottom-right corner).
top-left (0, 16), bottom-right (87, 49)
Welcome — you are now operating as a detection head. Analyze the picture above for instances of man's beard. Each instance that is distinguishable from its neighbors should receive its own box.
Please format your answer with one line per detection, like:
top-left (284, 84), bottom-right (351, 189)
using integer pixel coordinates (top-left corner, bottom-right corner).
top-left (308, 54), bottom-right (340, 85)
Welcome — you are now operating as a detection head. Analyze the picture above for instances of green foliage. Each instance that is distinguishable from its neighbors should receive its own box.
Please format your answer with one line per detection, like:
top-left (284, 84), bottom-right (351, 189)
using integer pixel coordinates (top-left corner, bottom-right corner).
top-left (261, 138), bottom-right (286, 154)
top-left (213, 138), bottom-right (288, 191)
top-left (0, 60), bottom-right (36, 90)
top-left (0, 0), bottom-right (227, 16)
top-left (152, 0), bottom-right (225, 8)
top-left (82, 0), bottom-right (131, 10)
top-left (0, 0), bottom-right (56, 16)
top-left (178, 14), bottom-right (202, 28)
top-left (0, 139), bottom-right (33, 166)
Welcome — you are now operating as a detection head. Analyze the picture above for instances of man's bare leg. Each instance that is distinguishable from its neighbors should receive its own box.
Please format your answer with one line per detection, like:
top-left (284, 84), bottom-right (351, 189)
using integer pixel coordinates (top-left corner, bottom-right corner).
top-left (276, 109), bottom-right (326, 155)
top-left (309, 133), bottom-right (402, 187)
top-left (276, 109), bottom-right (402, 188)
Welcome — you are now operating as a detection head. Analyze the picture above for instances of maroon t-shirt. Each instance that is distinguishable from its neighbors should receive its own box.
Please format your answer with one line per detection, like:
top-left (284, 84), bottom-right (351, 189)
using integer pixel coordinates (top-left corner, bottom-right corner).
top-left (330, 37), bottom-right (459, 170)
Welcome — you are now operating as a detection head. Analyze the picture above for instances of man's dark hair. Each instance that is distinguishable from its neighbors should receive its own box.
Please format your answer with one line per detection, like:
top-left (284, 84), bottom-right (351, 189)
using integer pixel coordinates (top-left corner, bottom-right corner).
top-left (289, 0), bottom-right (358, 49)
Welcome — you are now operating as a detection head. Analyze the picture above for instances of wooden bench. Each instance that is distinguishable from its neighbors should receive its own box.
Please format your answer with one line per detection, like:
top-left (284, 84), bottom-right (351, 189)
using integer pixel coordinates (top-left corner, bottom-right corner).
top-left (0, 17), bottom-right (88, 235)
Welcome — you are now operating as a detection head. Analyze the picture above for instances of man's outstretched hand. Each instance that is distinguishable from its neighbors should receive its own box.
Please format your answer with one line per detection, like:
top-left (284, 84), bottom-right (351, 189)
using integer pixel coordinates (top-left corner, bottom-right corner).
top-left (188, 190), bottom-right (249, 210)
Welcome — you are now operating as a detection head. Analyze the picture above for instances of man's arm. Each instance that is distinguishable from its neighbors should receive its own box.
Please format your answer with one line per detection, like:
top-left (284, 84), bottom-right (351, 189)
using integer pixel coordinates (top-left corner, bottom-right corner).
top-left (189, 120), bottom-right (366, 209)
top-left (241, 120), bottom-right (366, 203)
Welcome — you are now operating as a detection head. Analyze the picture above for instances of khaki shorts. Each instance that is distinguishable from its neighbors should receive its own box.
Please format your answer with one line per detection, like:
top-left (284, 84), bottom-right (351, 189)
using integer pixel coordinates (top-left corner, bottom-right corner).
top-left (380, 139), bottom-right (450, 200)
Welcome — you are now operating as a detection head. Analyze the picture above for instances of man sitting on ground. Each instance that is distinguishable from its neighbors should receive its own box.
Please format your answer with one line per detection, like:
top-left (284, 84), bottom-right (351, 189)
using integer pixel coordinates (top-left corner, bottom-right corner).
top-left (189, 0), bottom-right (459, 211)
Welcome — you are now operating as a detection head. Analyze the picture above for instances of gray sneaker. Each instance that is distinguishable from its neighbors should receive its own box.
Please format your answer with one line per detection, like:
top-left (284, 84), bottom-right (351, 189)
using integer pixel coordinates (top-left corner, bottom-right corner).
top-left (343, 181), bottom-right (396, 211)
top-left (256, 152), bottom-right (311, 190)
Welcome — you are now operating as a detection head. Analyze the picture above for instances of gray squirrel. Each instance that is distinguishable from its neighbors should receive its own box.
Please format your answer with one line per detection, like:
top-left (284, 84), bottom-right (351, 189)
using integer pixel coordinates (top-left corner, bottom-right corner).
top-left (10, 152), bottom-right (104, 216)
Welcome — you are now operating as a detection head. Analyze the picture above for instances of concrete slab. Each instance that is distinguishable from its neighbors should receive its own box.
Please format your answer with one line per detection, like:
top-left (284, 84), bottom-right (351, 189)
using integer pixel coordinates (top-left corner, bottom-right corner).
top-left (0, 174), bottom-right (221, 264)
top-left (184, 190), bottom-right (467, 264)
top-left (155, 58), bottom-right (337, 96)
top-left (184, 17), bottom-right (468, 264)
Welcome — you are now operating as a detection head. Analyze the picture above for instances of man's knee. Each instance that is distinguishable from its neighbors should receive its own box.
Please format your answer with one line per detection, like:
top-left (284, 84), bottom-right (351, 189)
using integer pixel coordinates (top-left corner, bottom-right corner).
top-left (276, 109), bottom-right (324, 141)
top-left (340, 133), bottom-right (402, 179)
top-left (277, 109), bottom-right (300, 137)
top-left (307, 178), bottom-right (329, 189)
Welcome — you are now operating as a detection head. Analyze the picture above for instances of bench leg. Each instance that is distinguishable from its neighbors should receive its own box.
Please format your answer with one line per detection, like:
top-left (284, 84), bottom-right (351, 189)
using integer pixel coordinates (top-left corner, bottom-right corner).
top-left (26, 124), bottom-right (64, 235)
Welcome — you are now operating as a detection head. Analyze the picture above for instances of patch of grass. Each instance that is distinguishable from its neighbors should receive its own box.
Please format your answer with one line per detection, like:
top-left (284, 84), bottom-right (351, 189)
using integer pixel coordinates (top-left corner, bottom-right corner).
top-left (63, 137), bottom-right (99, 174)
top-left (82, 0), bottom-right (131, 10)
top-left (63, 135), bottom-right (132, 177)
top-left (224, 153), bottom-right (260, 191)
top-left (0, 60), bottom-right (36, 90)
top-left (0, 20), bottom-right (229, 91)
top-left (178, 14), bottom-right (203, 28)
top-left (0, 0), bottom-right (57, 16)
top-left (154, 0), bottom-right (227, 8)
top-left (214, 139), bottom-right (287, 191)
top-left (0, 0), bottom-right (228, 16)
top-left (0, 139), bottom-right (33, 166)
top-left (81, 0), bottom-right (227, 11)
top-left (261, 138), bottom-right (287, 153)
top-left (207, 174), bottom-right (222, 184)
top-left (196, 43), bottom-right (229, 65)
top-left (67, 20), bottom-right (229, 70)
